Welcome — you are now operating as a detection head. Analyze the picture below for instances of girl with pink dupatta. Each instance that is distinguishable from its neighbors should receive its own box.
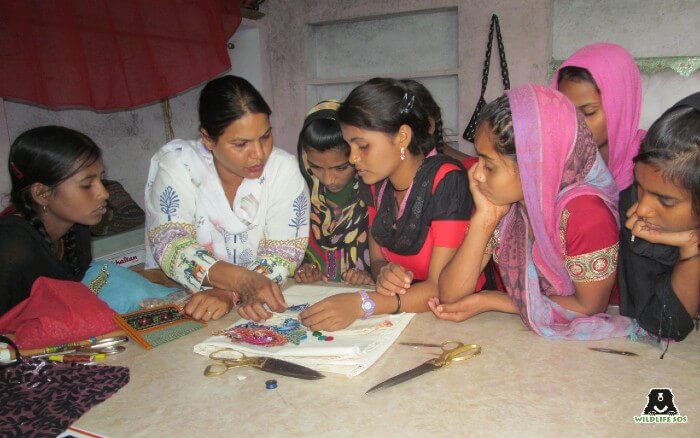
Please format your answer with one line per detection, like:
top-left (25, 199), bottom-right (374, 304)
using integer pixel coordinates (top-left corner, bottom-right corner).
top-left (553, 43), bottom-right (646, 305)
top-left (553, 43), bottom-right (645, 193)
top-left (432, 84), bottom-right (632, 340)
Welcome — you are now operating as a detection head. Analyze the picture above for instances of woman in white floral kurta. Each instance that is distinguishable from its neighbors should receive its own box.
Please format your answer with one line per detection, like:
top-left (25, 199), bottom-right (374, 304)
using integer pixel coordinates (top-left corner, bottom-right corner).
top-left (145, 76), bottom-right (309, 322)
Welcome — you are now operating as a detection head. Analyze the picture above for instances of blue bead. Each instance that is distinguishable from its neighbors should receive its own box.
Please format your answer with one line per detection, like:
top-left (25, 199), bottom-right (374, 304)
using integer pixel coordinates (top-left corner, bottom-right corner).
top-left (265, 379), bottom-right (277, 389)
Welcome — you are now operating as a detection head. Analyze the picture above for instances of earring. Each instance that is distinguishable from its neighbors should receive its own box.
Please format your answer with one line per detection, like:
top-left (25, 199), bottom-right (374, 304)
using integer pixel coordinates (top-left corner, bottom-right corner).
top-left (400, 147), bottom-right (406, 161)
top-left (42, 205), bottom-right (47, 214)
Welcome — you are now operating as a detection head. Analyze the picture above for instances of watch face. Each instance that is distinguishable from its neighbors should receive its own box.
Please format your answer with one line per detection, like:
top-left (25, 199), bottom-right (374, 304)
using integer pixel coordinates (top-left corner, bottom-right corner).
top-left (362, 301), bottom-right (372, 311)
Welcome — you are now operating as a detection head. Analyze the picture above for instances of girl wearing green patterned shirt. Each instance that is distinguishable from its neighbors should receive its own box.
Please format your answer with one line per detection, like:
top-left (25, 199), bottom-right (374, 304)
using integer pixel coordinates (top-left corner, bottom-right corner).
top-left (294, 100), bottom-right (373, 286)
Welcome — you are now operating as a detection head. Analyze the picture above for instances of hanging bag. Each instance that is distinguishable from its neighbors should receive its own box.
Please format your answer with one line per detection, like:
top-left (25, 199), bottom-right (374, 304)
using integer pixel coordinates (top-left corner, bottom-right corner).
top-left (462, 14), bottom-right (511, 143)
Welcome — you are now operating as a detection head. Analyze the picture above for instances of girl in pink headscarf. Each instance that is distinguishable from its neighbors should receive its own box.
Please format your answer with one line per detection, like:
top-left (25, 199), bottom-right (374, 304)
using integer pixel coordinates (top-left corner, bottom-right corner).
top-left (432, 84), bottom-right (632, 340)
top-left (553, 43), bottom-right (645, 193)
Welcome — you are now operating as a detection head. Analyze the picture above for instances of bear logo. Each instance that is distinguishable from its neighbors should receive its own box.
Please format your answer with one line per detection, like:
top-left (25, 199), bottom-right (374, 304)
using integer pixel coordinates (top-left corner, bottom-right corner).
top-left (643, 388), bottom-right (678, 416)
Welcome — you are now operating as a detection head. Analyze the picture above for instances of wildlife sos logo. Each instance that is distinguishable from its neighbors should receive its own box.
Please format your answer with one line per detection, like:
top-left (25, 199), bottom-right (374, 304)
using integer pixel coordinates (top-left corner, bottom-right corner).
top-left (634, 388), bottom-right (688, 423)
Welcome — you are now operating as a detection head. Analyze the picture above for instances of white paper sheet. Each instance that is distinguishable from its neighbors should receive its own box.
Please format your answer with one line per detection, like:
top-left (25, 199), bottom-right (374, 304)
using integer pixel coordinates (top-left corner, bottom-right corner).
top-left (194, 284), bottom-right (414, 376)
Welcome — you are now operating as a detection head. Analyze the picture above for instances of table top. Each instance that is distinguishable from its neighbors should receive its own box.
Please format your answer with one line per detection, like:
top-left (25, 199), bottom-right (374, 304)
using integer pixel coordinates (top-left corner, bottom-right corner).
top-left (74, 285), bottom-right (699, 437)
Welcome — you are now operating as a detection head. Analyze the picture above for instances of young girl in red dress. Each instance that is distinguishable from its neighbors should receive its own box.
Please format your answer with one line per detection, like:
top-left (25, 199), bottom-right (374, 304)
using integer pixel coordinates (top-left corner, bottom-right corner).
top-left (300, 78), bottom-right (473, 331)
top-left (433, 84), bottom-right (631, 340)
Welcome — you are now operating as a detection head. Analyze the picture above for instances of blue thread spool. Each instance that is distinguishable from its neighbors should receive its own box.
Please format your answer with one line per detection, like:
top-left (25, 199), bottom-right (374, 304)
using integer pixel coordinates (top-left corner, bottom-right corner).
top-left (266, 379), bottom-right (277, 389)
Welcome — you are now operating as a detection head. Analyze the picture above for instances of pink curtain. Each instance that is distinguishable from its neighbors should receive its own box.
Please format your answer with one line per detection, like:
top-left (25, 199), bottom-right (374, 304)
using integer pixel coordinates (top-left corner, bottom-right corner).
top-left (0, 0), bottom-right (242, 110)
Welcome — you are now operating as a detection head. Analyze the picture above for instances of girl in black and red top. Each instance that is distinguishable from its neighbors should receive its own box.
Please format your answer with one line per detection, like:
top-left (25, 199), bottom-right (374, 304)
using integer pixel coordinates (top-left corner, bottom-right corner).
top-left (0, 126), bottom-right (108, 316)
top-left (299, 78), bottom-right (473, 332)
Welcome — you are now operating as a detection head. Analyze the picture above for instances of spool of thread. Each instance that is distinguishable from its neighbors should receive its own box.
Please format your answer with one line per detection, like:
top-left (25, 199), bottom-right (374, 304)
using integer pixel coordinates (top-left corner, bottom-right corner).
top-left (265, 379), bottom-right (278, 389)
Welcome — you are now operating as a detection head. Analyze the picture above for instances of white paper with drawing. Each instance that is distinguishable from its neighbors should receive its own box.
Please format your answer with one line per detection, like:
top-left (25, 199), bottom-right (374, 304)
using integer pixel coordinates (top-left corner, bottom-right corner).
top-left (193, 285), bottom-right (414, 376)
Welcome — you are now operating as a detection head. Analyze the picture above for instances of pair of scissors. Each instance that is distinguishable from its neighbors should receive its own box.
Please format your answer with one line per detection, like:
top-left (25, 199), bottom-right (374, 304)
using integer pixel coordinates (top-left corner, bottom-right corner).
top-left (77, 336), bottom-right (128, 355)
top-left (366, 341), bottom-right (481, 394)
top-left (29, 336), bottom-right (129, 359)
top-left (400, 342), bottom-right (443, 347)
top-left (203, 348), bottom-right (325, 380)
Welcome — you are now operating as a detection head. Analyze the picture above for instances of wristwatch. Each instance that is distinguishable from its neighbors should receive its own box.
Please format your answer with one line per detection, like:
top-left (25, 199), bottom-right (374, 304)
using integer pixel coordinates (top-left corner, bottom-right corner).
top-left (358, 290), bottom-right (376, 319)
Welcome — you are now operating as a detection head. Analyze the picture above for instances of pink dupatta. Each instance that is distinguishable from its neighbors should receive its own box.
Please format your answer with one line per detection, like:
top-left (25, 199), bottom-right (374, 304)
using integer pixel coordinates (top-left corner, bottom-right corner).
top-left (552, 43), bottom-right (646, 191)
top-left (496, 84), bottom-right (632, 340)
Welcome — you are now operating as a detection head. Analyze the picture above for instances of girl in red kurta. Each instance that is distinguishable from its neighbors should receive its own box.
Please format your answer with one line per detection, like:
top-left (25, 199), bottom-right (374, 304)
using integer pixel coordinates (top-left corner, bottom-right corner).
top-left (433, 84), bottom-right (632, 340)
top-left (299, 78), bottom-right (474, 332)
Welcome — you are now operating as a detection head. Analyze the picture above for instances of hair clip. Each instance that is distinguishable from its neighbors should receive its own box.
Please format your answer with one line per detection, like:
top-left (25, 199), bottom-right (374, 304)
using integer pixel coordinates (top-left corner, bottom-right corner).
top-left (400, 92), bottom-right (416, 117)
top-left (10, 161), bottom-right (24, 179)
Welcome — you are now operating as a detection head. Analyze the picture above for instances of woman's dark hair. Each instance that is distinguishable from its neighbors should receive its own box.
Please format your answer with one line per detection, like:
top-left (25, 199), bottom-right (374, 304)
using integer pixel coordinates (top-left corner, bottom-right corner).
top-left (557, 66), bottom-right (599, 93)
top-left (9, 126), bottom-right (102, 275)
top-left (297, 118), bottom-right (350, 187)
top-left (477, 95), bottom-right (516, 159)
top-left (401, 79), bottom-right (445, 153)
top-left (298, 119), bottom-right (349, 155)
top-left (337, 77), bottom-right (435, 156)
top-left (198, 75), bottom-right (271, 141)
top-left (634, 105), bottom-right (700, 216)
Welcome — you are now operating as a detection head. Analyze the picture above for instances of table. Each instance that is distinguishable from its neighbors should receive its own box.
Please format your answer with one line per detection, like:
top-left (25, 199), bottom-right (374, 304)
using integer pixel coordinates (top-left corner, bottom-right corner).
top-left (74, 285), bottom-right (699, 437)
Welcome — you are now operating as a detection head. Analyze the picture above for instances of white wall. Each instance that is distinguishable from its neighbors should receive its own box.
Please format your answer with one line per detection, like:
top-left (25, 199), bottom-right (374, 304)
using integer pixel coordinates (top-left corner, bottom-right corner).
top-left (553, 0), bottom-right (700, 128)
top-left (553, 0), bottom-right (699, 58)
top-left (260, 0), bottom-right (552, 155)
top-left (0, 20), bottom-right (265, 210)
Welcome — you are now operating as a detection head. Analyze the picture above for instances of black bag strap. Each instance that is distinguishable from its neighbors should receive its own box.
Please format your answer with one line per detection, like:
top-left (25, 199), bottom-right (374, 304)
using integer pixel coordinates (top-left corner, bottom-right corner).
top-left (462, 14), bottom-right (510, 143)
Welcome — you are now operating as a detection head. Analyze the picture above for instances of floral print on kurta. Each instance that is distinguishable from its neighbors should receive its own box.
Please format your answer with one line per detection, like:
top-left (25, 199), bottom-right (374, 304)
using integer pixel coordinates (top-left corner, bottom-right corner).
top-left (145, 140), bottom-right (309, 291)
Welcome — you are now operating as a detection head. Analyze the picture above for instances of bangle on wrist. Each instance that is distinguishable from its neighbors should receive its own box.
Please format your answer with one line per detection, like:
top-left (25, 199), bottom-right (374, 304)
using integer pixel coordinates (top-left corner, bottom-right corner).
top-left (203, 260), bottom-right (221, 288)
top-left (392, 293), bottom-right (402, 315)
top-left (203, 270), bottom-right (211, 287)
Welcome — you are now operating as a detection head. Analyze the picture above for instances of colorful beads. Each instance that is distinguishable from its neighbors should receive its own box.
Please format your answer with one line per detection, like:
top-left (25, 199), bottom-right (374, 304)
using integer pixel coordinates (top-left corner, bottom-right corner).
top-left (288, 303), bottom-right (310, 312)
top-left (276, 318), bottom-right (302, 333)
top-left (215, 327), bottom-right (286, 347)
top-left (213, 319), bottom-right (307, 347)
top-left (312, 331), bottom-right (334, 342)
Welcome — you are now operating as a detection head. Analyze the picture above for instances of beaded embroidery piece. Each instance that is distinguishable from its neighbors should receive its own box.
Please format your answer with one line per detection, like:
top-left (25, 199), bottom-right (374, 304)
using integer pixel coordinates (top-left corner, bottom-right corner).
top-left (213, 318), bottom-right (308, 347)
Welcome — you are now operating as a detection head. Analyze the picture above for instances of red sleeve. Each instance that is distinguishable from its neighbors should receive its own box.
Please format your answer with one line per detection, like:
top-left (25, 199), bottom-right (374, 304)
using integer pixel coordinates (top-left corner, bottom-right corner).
top-left (432, 220), bottom-right (469, 248)
top-left (564, 195), bottom-right (618, 256)
top-left (562, 195), bottom-right (619, 282)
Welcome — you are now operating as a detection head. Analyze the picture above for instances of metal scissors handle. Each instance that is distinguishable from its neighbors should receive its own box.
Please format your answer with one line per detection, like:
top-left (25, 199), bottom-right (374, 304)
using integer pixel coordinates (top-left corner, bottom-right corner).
top-left (430, 341), bottom-right (481, 367)
top-left (204, 348), bottom-right (264, 377)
